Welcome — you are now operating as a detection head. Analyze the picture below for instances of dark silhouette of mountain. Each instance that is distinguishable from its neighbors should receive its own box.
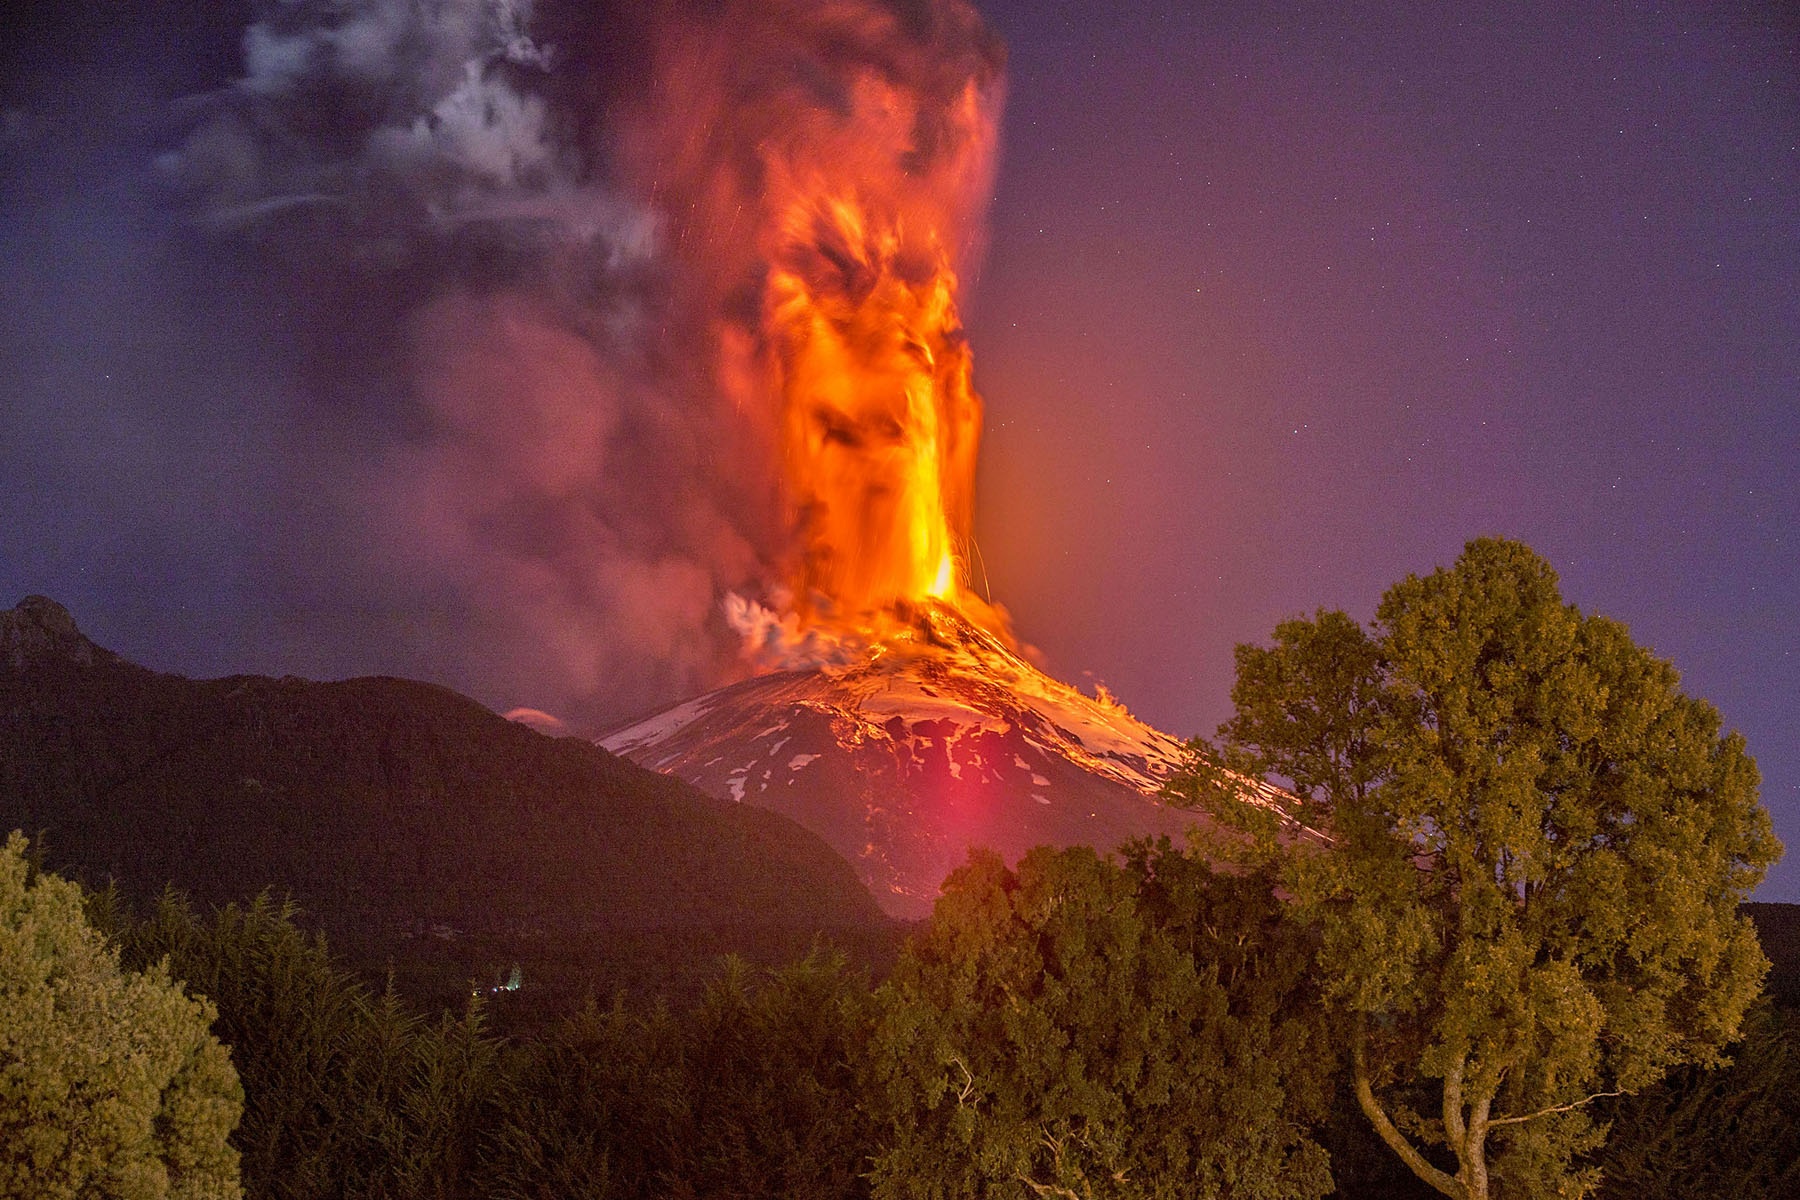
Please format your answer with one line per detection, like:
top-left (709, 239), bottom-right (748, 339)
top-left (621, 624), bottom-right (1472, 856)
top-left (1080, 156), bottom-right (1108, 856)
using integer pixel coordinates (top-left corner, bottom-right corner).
top-left (0, 596), bottom-right (890, 1005)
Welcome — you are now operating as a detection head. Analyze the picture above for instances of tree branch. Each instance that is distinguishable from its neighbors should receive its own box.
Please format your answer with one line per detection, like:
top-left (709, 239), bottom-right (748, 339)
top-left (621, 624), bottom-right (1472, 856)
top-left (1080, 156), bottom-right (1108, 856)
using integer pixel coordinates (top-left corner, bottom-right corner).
top-left (1017, 1130), bottom-right (1087, 1200)
top-left (1353, 1014), bottom-right (1466, 1200)
top-left (1485, 1090), bottom-right (1623, 1128)
top-left (948, 1055), bottom-right (977, 1106)
top-left (1466, 1088), bottom-right (1494, 1200)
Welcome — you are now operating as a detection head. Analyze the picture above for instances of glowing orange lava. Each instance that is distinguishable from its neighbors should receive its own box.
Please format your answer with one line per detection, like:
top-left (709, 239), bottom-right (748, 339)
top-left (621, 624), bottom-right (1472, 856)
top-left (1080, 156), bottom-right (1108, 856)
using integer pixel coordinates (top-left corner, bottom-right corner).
top-left (767, 185), bottom-right (983, 622)
top-left (626, 0), bottom-right (1005, 642)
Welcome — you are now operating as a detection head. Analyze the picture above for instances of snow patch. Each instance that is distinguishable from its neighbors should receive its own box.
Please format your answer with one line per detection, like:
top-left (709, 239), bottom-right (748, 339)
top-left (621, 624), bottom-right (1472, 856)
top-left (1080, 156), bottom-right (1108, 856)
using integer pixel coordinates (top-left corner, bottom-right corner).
top-left (600, 692), bottom-right (719, 754)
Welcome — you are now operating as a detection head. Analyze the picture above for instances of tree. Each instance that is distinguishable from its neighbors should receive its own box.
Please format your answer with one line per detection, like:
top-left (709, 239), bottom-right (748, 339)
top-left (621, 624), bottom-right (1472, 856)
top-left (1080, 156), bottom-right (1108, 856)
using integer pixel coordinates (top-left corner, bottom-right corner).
top-left (866, 844), bottom-right (1333, 1200)
top-left (106, 892), bottom-right (501, 1200)
top-left (0, 832), bottom-right (243, 1200)
top-left (1174, 538), bottom-right (1781, 1200)
top-left (1594, 1000), bottom-right (1800, 1199)
top-left (483, 950), bottom-right (876, 1199)
top-left (670, 951), bottom-right (878, 1198)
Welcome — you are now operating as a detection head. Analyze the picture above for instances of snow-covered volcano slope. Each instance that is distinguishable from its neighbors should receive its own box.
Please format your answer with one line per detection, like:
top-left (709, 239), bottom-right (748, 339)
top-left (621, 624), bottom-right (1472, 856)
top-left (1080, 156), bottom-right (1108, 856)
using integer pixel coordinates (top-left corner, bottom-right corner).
top-left (601, 603), bottom-right (1304, 919)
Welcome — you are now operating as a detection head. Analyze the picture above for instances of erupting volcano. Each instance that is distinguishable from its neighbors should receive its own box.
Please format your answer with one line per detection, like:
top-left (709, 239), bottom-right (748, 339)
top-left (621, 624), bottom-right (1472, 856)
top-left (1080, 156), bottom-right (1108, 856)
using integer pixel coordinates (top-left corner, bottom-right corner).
top-left (599, 0), bottom-right (1306, 915)
top-left (604, 600), bottom-right (1305, 918)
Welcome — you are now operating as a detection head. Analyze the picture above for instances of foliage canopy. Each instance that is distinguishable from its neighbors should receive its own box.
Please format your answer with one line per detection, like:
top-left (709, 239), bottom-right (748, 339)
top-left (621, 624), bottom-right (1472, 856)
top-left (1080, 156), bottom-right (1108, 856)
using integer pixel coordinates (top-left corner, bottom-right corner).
top-left (485, 949), bottom-right (875, 1200)
top-left (0, 832), bottom-right (243, 1200)
top-left (1595, 999), bottom-right (1800, 1199)
top-left (1173, 538), bottom-right (1781, 1200)
top-left (867, 843), bottom-right (1334, 1200)
top-left (102, 891), bottom-right (500, 1200)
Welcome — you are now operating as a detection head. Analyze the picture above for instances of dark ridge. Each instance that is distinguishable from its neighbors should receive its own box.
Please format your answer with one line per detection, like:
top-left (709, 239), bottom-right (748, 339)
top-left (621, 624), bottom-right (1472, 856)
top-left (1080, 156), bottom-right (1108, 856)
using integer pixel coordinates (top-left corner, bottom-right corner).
top-left (0, 595), bottom-right (891, 1009)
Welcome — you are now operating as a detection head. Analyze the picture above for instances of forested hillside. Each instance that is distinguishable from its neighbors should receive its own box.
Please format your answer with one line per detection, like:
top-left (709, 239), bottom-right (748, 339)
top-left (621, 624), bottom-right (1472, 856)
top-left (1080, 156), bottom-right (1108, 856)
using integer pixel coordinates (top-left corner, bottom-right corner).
top-left (1, 596), bottom-right (891, 1005)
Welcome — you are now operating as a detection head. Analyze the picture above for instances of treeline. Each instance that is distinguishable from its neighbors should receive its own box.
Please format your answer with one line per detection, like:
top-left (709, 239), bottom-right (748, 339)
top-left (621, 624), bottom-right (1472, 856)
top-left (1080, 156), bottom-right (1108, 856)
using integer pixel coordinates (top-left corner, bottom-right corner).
top-left (79, 840), bottom-right (1340, 1199)
top-left (16, 833), bottom-right (1796, 1200)
top-left (9, 541), bottom-right (1795, 1198)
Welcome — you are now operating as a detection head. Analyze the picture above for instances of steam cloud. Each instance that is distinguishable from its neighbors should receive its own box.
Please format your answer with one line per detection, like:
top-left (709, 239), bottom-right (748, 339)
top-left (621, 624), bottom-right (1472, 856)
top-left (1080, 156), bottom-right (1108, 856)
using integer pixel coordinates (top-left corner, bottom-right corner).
top-left (0, 0), bottom-right (1003, 727)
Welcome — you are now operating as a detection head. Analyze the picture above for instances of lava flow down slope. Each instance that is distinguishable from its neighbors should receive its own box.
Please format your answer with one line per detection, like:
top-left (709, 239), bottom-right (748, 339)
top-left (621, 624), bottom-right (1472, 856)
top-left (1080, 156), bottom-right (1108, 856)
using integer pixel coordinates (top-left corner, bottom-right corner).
top-left (602, 602), bottom-right (1298, 919)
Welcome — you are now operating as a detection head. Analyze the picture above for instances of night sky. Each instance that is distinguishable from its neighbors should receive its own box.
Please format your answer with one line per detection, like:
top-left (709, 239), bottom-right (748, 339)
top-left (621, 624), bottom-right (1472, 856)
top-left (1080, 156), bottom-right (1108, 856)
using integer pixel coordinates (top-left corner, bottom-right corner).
top-left (3, 2), bottom-right (1797, 898)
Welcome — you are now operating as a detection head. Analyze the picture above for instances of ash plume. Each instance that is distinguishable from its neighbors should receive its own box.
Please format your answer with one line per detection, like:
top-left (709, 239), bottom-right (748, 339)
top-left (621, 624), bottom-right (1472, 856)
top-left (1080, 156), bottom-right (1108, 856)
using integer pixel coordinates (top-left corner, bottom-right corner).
top-left (0, 0), bottom-right (1005, 727)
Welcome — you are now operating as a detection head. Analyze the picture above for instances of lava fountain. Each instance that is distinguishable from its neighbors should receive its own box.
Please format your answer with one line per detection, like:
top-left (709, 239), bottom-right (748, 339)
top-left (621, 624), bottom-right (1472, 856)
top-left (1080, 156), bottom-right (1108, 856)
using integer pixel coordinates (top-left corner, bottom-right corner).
top-left (769, 186), bottom-right (983, 619)
top-left (623, 0), bottom-right (1006, 638)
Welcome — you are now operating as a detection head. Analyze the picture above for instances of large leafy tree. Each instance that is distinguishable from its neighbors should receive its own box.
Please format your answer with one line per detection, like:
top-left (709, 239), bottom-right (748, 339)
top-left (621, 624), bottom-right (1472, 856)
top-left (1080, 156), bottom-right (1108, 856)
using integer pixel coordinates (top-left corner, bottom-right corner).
top-left (1174, 538), bottom-right (1781, 1200)
top-left (866, 843), bottom-right (1333, 1200)
top-left (0, 833), bottom-right (243, 1200)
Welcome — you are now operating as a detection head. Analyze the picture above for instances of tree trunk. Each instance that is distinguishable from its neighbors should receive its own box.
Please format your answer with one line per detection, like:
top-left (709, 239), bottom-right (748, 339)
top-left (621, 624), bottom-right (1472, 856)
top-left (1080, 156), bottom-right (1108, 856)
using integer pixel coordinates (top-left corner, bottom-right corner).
top-left (1351, 1015), bottom-right (1467, 1200)
top-left (1463, 1090), bottom-right (1493, 1200)
top-left (1443, 1056), bottom-right (1492, 1200)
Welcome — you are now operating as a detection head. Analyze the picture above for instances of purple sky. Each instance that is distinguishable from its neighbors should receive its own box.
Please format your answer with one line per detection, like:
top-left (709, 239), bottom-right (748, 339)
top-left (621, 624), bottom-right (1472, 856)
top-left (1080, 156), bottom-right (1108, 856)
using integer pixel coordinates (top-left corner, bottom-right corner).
top-left (963, 0), bottom-right (1799, 898)
top-left (3, 1), bottom-right (1796, 898)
